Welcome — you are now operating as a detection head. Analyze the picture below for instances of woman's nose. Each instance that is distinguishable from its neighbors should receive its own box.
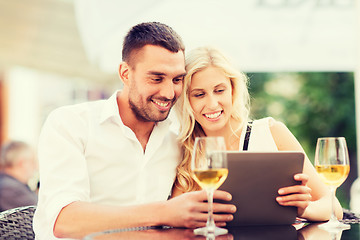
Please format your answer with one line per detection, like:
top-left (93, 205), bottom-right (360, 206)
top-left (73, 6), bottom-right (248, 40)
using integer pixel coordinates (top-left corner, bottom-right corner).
top-left (206, 94), bottom-right (218, 109)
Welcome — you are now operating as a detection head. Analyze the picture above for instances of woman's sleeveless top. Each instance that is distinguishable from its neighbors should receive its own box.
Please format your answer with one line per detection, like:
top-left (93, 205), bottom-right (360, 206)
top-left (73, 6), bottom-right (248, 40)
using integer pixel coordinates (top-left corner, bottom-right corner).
top-left (238, 117), bottom-right (278, 151)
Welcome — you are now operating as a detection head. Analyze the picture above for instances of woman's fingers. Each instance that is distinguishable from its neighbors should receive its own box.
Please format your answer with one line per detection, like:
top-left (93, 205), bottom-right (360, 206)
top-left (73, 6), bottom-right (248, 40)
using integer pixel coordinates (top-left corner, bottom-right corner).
top-left (278, 185), bottom-right (312, 196)
top-left (277, 193), bottom-right (312, 203)
top-left (294, 173), bottom-right (309, 185)
top-left (276, 180), bottom-right (312, 213)
top-left (277, 185), bottom-right (312, 203)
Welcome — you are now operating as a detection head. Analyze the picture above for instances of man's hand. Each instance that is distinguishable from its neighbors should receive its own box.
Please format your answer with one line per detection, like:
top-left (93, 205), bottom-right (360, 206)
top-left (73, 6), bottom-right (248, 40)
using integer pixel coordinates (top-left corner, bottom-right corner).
top-left (163, 190), bottom-right (236, 228)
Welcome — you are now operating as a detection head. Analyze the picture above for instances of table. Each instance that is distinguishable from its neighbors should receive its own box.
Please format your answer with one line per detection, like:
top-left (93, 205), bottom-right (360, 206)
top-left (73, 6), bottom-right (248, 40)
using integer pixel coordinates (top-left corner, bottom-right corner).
top-left (83, 223), bottom-right (360, 240)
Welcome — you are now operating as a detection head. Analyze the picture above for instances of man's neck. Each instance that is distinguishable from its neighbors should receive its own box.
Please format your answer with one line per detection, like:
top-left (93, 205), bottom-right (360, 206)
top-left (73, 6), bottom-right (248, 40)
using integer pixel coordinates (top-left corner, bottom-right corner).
top-left (117, 92), bottom-right (156, 151)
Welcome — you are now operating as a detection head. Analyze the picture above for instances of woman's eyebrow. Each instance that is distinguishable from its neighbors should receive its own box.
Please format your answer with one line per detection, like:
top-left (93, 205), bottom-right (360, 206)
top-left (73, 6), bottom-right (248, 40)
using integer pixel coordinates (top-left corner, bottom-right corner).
top-left (214, 83), bottom-right (226, 88)
top-left (190, 88), bottom-right (204, 93)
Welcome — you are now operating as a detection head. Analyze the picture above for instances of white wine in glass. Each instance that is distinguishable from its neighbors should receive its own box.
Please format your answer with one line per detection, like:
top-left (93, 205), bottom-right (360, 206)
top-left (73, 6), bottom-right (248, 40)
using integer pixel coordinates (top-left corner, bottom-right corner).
top-left (191, 136), bottom-right (228, 236)
top-left (314, 137), bottom-right (350, 231)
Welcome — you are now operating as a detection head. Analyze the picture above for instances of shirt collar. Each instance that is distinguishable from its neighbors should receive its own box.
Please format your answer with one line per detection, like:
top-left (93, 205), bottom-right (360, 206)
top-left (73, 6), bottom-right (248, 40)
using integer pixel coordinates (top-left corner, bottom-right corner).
top-left (99, 90), bottom-right (122, 125)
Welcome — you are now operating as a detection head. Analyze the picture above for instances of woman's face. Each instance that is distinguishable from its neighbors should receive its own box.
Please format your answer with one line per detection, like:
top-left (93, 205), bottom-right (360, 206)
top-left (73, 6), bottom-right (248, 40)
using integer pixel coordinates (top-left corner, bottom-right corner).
top-left (189, 66), bottom-right (233, 135)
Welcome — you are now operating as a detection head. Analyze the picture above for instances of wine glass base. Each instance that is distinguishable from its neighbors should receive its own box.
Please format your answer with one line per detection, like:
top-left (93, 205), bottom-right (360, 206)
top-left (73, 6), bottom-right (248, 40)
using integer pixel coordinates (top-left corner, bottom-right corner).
top-left (193, 226), bottom-right (228, 236)
top-left (318, 220), bottom-right (351, 232)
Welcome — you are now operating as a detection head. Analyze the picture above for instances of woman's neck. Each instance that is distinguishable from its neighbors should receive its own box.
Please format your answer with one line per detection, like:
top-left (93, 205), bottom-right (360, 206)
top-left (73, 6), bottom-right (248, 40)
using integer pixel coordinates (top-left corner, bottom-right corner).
top-left (203, 119), bottom-right (243, 151)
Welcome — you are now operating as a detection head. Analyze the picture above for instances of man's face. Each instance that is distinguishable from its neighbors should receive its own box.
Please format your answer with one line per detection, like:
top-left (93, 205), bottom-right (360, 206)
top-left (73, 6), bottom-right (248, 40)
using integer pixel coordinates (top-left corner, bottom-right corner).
top-left (127, 45), bottom-right (186, 122)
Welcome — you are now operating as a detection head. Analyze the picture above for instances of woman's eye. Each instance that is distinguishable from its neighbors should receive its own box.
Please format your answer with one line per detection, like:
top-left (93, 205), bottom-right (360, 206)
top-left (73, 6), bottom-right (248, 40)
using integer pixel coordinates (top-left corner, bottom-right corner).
top-left (193, 93), bottom-right (204, 98)
top-left (215, 89), bottom-right (225, 93)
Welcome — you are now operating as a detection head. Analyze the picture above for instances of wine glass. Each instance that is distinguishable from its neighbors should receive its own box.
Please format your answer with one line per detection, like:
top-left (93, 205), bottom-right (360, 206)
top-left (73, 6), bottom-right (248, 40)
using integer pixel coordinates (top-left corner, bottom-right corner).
top-left (191, 136), bottom-right (228, 236)
top-left (314, 137), bottom-right (350, 231)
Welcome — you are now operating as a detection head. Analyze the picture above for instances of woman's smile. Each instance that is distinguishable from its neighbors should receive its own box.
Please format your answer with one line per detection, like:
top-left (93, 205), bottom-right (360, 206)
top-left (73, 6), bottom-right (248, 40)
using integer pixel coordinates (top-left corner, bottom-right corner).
top-left (203, 110), bottom-right (223, 121)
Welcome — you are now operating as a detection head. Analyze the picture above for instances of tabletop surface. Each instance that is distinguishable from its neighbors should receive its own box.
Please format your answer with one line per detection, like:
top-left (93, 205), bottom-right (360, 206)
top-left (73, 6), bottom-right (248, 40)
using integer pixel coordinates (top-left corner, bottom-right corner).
top-left (83, 223), bottom-right (360, 240)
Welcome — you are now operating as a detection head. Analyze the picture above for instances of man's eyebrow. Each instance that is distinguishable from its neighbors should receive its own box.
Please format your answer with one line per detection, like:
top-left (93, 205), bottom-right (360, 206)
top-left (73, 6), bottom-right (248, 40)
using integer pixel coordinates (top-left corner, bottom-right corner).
top-left (147, 71), bottom-right (186, 78)
top-left (147, 71), bottom-right (165, 76)
top-left (175, 73), bottom-right (187, 78)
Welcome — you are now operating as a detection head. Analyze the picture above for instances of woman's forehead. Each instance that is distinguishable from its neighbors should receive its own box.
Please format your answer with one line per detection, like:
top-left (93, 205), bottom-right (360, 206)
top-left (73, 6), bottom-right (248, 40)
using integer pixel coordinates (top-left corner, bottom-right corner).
top-left (190, 67), bottom-right (230, 89)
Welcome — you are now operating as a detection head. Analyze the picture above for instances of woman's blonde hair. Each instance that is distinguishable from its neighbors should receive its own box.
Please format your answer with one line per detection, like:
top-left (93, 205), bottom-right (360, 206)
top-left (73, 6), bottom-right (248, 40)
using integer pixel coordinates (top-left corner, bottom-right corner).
top-left (175, 46), bottom-right (251, 192)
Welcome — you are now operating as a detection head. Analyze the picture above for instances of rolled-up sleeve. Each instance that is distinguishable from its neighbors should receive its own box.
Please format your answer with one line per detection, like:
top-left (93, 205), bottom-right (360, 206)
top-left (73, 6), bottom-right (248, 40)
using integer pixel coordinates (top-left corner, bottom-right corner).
top-left (33, 107), bottom-right (91, 240)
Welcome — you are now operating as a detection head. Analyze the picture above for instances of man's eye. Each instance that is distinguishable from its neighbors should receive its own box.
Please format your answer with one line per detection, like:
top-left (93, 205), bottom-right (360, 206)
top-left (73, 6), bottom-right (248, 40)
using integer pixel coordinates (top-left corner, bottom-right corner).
top-left (153, 78), bottom-right (163, 82)
top-left (173, 78), bottom-right (184, 84)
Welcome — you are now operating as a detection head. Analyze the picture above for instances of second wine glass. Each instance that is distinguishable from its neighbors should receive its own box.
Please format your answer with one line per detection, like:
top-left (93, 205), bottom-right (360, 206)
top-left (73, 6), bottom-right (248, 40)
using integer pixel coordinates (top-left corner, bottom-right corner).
top-left (314, 137), bottom-right (350, 231)
top-left (191, 136), bottom-right (228, 236)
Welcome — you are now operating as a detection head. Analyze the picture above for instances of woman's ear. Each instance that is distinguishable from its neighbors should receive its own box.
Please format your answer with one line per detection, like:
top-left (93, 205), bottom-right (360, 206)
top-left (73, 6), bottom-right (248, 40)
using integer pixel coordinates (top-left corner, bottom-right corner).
top-left (118, 62), bottom-right (130, 86)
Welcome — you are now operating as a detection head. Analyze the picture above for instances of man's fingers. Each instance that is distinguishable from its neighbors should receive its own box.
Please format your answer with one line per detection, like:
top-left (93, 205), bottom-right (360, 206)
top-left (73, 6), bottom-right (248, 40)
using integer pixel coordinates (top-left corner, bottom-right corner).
top-left (216, 234), bottom-right (234, 240)
top-left (191, 190), bottom-right (209, 201)
top-left (191, 202), bottom-right (235, 217)
top-left (213, 213), bottom-right (234, 222)
top-left (213, 202), bottom-right (237, 213)
top-left (216, 222), bottom-right (227, 227)
top-left (213, 190), bottom-right (233, 201)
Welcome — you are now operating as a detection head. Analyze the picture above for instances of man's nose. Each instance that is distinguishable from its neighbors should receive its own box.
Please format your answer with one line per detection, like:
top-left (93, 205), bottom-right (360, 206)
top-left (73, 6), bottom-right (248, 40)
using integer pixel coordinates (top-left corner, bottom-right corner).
top-left (160, 81), bottom-right (175, 100)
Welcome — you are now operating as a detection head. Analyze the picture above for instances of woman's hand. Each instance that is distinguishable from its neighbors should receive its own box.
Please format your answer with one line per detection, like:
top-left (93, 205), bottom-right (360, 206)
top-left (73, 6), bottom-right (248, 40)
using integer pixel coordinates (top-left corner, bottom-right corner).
top-left (276, 173), bottom-right (312, 217)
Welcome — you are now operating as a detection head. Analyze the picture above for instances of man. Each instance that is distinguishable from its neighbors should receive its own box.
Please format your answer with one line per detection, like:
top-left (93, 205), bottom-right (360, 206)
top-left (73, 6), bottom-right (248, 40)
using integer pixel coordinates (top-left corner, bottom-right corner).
top-left (33, 22), bottom-right (235, 240)
top-left (0, 140), bottom-right (38, 211)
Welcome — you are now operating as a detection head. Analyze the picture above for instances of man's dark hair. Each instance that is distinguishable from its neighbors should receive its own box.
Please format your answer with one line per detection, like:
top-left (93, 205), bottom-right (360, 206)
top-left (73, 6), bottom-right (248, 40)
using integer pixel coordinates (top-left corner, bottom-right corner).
top-left (122, 22), bottom-right (185, 66)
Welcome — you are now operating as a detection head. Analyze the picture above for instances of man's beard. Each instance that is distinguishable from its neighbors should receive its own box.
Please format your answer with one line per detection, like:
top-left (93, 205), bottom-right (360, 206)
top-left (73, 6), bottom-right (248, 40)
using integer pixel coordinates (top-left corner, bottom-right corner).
top-left (128, 97), bottom-right (172, 123)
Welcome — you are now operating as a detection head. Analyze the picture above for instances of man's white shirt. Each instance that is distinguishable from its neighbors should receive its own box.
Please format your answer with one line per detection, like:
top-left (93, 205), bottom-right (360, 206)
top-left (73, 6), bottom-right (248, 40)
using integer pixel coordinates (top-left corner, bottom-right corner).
top-left (33, 91), bottom-right (181, 239)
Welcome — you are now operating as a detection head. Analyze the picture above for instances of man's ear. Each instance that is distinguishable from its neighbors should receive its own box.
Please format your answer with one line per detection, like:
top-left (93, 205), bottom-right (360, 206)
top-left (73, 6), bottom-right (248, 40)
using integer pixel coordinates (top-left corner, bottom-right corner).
top-left (118, 62), bottom-right (130, 86)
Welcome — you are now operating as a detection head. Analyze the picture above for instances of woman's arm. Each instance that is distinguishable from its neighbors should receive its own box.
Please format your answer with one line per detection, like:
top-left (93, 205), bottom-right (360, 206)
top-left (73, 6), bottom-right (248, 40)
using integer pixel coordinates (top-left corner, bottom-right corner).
top-left (269, 119), bottom-right (343, 221)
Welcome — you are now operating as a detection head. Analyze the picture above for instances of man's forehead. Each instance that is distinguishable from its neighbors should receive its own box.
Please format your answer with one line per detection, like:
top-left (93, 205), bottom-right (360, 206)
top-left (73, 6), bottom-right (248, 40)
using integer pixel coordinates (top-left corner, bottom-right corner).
top-left (128, 45), bottom-right (184, 68)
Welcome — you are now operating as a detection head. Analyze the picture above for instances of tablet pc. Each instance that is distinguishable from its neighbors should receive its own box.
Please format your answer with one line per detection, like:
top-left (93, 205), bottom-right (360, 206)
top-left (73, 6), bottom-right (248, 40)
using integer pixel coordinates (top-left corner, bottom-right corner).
top-left (219, 151), bottom-right (304, 226)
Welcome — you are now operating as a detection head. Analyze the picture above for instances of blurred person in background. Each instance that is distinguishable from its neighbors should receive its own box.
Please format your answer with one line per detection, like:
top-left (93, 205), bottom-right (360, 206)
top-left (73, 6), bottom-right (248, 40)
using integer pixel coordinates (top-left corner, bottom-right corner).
top-left (0, 140), bottom-right (38, 212)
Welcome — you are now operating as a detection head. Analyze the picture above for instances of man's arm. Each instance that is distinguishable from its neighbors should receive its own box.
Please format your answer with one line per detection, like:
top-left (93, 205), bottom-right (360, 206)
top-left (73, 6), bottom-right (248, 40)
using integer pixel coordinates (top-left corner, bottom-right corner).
top-left (54, 190), bottom-right (235, 239)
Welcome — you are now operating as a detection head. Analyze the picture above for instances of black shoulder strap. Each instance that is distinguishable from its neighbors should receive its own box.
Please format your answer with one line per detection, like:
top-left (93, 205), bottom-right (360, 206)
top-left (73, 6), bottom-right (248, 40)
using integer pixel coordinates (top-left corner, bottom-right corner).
top-left (242, 121), bottom-right (253, 151)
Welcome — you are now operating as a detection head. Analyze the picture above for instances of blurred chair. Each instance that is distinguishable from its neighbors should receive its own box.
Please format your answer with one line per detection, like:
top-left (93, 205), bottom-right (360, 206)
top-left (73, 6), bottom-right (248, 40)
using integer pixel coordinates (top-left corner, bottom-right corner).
top-left (342, 208), bottom-right (360, 224)
top-left (0, 205), bottom-right (36, 239)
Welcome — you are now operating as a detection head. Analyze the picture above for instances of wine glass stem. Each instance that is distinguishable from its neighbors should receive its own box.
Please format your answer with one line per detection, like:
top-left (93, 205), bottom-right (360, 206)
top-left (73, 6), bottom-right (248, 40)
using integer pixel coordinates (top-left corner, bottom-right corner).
top-left (329, 187), bottom-right (338, 222)
top-left (206, 189), bottom-right (216, 231)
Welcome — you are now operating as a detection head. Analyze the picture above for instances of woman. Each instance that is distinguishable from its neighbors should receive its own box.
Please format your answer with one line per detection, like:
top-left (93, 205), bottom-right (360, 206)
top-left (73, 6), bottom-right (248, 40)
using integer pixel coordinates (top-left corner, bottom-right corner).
top-left (173, 46), bottom-right (342, 221)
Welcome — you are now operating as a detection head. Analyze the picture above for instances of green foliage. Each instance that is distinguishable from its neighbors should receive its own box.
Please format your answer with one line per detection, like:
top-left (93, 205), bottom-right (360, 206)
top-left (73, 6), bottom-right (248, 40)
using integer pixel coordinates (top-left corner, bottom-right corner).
top-left (247, 72), bottom-right (357, 208)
